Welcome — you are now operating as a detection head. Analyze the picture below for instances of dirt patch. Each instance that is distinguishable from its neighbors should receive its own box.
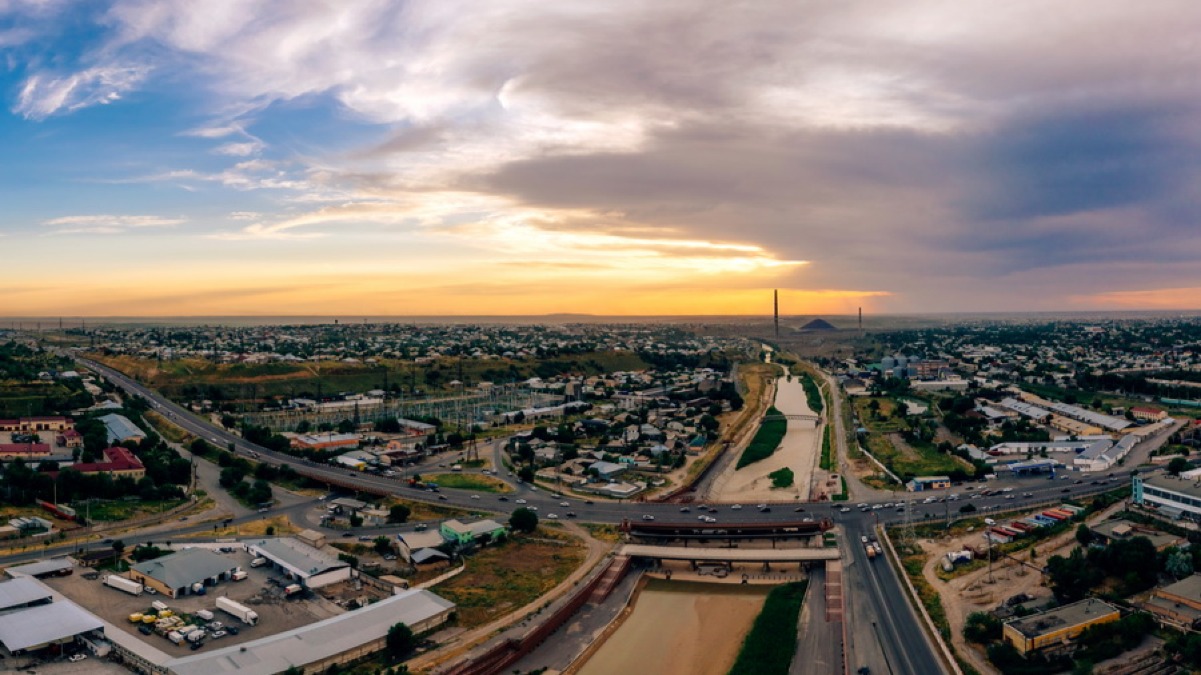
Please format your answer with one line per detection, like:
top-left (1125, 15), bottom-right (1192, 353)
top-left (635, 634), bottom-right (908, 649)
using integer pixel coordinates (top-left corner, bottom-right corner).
top-left (431, 532), bottom-right (587, 628)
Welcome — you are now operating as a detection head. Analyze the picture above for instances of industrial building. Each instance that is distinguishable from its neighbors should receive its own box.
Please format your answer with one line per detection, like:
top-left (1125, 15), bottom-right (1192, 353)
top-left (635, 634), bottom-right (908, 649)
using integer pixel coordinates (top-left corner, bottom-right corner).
top-left (1133, 473), bottom-right (1201, 521)
top-left (1003, 598), bottom-right (1121, 656)
top-left (906, 476), bottom-right (951, 492)
top-left (244, 537), bottom-right (352, 589)
top-left (1145, 575), bottom-right (1201, 629)
top-left (1089, 519), bottom-right (1183, 551)
top-left (69, 446), bottom-right (146, 479)
top-left (98, 413), bottom-right (147, 444)
top-left (128, 548), bottom-right (240, 598)
top-left (439, 519), bottom-right (507, 546)
top-left (4, 558), bottom-right (74, 579)
top-left (165, 589), bottom-right (455, 675)
top-left (0, 578), bottom-right (107, 658)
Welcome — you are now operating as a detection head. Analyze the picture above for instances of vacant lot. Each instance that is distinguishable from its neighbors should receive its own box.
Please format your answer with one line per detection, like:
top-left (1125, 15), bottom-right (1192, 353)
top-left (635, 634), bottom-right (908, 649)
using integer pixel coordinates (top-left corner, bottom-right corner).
top-left (424, 473), bottom-right (513, 494)
top-left (432, 533), bottom-right (586, 628)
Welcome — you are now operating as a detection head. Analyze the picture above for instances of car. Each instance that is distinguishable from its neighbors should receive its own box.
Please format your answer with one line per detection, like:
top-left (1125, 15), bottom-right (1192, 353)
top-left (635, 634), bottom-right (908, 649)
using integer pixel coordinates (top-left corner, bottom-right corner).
top-left (566, 512), bottom-right (577, 518)
top-left (759, 507), bottom-right (771, 513)
top-left (756, 503), bottom-right (767, 509)
top-left (438, 495), bottom-right (448, 501)
top-left (896, 506), bottom-right (905, 512)
top-left (138, 625), bottom-right (153, 635)
top-left (527, 506), bottom-right (538, 511)
top-left (145, 587), bottom-right (157, 595)
top-left (708, 507), bottom-right (718, 513)
top-left (856, 503), bottom-right (868, 509)
top-left (358, 535), bottom-right (371, 541)
top-left (1061, 487), bottom-right (1071, 493)
top-left (1074, 480), bottom-right (1083, 485)
top-left (559, 501), bottom-right (570, 507)
top-left (102, 538), bottom-right (113, 544)
top-left (342, 532), bottom-right (353, 537)
top-left (210, 630), bottom-right (227, 639)
top-left (414, 524), bottom-right (429, 531)
top-left (384, 554), bottom-right (397, 561)
top-left (471, 495), bottom-right (480, 500)
top-left (1022, 492), bottom-right (1033, 497)
top-left (68, 654), bottom-right (88, 663)
top-left (705, 516), bottom-right (717, 523)
top-left (516, 498), bottom-right (528, 504)
top-left (1005, 494), bottom-right (1015, 499)
top-left (794, 506), bottom-right (805, 512)
top-left (860, 535), bottom-right (869, 544)
top-left (698, 515), bottom-right (707, 521)
top-left (840, 507), bottom-right (851, 513)
top-left (227, 627), bottom-right (239, 635)
top-left (180, 516), bottom-right (190, 520)
top-left (680, 507), bottom-right (691, 513)
top-left (547, 513), bottom-right (559, 519)
top-left (498, 496), bottom-right (509, 501)
top-left (642, 514), bottom-right (655, 521)
top-left (257, 507), bottom-right (269, 513)
top-left (584, 500), bottom-right (594, 505)
top-left (731, 504), bottom-right (742, 510)
top-left (190, 642), bottom-right (203, 651)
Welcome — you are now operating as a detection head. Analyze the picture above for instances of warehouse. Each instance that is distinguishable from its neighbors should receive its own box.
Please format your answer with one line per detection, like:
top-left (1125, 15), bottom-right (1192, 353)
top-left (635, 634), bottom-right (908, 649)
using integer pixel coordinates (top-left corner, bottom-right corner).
top-left (0, 595), bottom-right (105, 657)
top-left (244, 537), bottom-right (352, 589)
top-left (165, 589), bottom-right (455, 675)
top-left (128, 548), bottom-right (239, 598)
top-left (1003, 598), bottom-right (1120, 656)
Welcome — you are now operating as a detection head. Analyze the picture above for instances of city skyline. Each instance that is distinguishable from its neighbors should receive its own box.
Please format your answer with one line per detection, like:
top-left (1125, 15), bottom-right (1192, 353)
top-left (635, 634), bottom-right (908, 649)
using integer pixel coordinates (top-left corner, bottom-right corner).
top-left (4, 1), bottom-right (1201, 316)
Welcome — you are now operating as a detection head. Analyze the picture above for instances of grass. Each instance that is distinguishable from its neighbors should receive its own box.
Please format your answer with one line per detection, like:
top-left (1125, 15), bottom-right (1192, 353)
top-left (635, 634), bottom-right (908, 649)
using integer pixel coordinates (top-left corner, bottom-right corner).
top-left (862, 430), bottom-right (967, 479)
top-left (769, 467), bottom-right (795, 488)
top-left (431, 532), bottom-right (586, 628)
top-left (580, 523), bottom-right (622, 542)
top-left (796, 371), bottom-right (824, 414)
top-left (382, 496), bottom-right (475, 522)
top-left (78, 498), bottom-right (187, 522)
top-left (820, 423), bottom-right (833, 471)
top-left (728, 581), bottom-right (809, 675)
top-left (891, 537), bottom-right (952, 641)
top-left (142, 410), bottom-right (193, 444)
top-left (195, 515), bottom-right (296, 538)
top-left (423, 473), bottom-right (513, 494)
top-left (737, 406), bottom-right (787, 469)
top-left (833, 475), bottom-right (849, 501)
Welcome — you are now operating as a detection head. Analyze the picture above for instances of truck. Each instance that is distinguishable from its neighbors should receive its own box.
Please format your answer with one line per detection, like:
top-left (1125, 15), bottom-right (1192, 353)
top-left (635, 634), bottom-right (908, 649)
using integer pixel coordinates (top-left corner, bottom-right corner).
top-left (231, 570), bottom-right (248, 581)
top-left (195, 609), bottom-right (214, 621)
top-left (151, 600), bottom-right (168, 612)
top-left (284, 584), bottom-right (303, 597)
top-left (186, 630), bottom-right (205, 644)
top-left (865, 543), bottom-right (877, 559)
top-left (216, 596), bottom-right (259, 626)
top-left (104, 575), bottom-right (143, 596)
top-left (249, 557), bottom-right (267, 568)
top-left (191, 582), bottom-right (207, 595)
top-left (167, 631), bottom-right (184, 645)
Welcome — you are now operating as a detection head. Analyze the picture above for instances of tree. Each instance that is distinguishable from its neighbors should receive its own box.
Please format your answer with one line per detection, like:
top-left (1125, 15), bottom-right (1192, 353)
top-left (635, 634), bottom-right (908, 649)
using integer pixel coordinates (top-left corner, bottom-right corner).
top-left (963, 611), bottom-right (1002, 643)
top-left (374, 536), bottom-right (393, 556)
top-left (112, 539), bottom-right (126, 557)
top-left (1076, 523), bottom-right (1093, 547)
top-left (958, 503), bottom-right (977, 513)
top-left (385, 622), bottom-right (415, 660)
top-left (1167, 548), bottom-right (1195, 579)
top-left (509, 507), bottom-right (538, 533)
top-left (1169, 456), bottom-right (1191, 476)
top-left (349, 514), bottom-right (363, 528)
top-left (518, 465), bottom-right (535, 483)
top-left (388, 504), bottom-right (411, 524)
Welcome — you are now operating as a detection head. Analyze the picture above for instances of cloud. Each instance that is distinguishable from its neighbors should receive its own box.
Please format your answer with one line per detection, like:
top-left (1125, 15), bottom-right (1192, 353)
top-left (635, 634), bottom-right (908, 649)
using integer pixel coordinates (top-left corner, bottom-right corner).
top-left (41, 214), bottom-right (184, 235)
top-left (15, 64), bottom-right (149, 119)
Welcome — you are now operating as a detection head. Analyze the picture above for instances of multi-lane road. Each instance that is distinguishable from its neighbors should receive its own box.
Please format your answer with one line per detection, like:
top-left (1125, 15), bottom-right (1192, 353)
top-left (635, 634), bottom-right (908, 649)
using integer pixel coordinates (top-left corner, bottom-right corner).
top-left (71, 356), bottom-right (1144, 675)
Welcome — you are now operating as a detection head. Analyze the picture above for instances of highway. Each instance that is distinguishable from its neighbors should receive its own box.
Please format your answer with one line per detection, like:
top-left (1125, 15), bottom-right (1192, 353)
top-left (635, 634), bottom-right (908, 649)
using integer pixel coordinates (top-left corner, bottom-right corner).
top-left (68, 356), bottom-right (1143, 675)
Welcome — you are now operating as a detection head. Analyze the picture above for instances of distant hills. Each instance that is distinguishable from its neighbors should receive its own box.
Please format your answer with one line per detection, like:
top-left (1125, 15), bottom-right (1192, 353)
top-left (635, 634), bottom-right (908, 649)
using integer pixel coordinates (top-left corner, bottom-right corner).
top-left (798, 318), bottom-right (838, 331)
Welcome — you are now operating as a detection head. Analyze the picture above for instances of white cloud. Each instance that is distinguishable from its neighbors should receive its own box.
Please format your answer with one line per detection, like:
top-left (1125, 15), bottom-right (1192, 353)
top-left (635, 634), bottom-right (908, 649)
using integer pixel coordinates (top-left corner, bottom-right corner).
top-left (15, 64), bottom-right (149, 120)
top-left (41, 214), bottom-right (184, 235)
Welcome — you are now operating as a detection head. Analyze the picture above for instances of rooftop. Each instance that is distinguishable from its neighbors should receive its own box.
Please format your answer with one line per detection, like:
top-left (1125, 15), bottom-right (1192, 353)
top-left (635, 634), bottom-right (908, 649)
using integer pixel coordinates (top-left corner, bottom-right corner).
top-left (0, 601), bottom-right (103, 652)
top-left (244, 538), bottom-right (347, 579)
top-left (131, 548), bottom-right (236, 590)
top-left (1157, 574), bottom-right (1201, 602)
top-left (3, 558), bottom-right (73, 579)
top-left (165, 589), bottom-right (455, 675)
top-left (1005, 598), bottom-right (1120, 638)
top-left (0, 578), bottom-right (52, 611)
top-left (98, 413), bottom-right (145, 443)
top-left (1140, 474), bottom-right (1201, 500)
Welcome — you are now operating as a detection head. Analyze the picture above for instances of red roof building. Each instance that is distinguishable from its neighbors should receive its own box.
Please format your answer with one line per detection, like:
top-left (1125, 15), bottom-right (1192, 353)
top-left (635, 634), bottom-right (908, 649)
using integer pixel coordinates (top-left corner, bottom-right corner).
top-left (0, 443), bottom-right (52, 460)
top-left (70, 447), bottom-right (145, 479)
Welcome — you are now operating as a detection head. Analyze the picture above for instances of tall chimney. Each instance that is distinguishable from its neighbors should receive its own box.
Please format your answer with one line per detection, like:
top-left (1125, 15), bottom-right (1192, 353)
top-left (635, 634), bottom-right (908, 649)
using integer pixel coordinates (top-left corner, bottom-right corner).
top-left (774, 289), bottom-right (779, 338)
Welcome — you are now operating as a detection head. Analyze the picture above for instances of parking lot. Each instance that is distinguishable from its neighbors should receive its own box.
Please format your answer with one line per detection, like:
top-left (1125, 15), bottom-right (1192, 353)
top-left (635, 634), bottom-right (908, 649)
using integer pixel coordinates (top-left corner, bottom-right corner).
top-left (44, 547), bottom-right (345, 655)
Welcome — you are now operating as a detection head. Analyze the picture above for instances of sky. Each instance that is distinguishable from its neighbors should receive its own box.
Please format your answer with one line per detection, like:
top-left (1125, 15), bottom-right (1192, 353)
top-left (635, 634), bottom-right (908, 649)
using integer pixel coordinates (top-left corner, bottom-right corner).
top-left (4, 1), bottom-right (1201, 317)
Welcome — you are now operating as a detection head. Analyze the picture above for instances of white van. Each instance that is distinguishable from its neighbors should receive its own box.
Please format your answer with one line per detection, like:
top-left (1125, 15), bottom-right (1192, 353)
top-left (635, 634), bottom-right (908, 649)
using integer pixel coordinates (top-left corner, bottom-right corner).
top-left (249, 558), bottom-right (267, 568)
top-left (984, 518), bottom-right (996, 526)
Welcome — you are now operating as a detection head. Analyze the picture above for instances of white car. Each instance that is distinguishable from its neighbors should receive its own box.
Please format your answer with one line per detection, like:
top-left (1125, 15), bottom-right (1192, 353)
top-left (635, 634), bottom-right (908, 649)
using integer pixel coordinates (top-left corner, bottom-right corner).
top-left (516, 499), bottom-right (528, 504)
top-left (731, 504), bottom-right (743, 510)
top-left (642, 514), bottom-right (655, 521)
top-left (471, 495), bottom-right (480, 500)
top-left (68, 654), bottom-right (87, 663)
top-left (547, 513), bottom-right (559, 519)
top-left (559, 501), bottom-right (570, 507)
top-left (839, 507), bottom-right (851, 513)
top-left (756, 503), bottom-right (767, 509)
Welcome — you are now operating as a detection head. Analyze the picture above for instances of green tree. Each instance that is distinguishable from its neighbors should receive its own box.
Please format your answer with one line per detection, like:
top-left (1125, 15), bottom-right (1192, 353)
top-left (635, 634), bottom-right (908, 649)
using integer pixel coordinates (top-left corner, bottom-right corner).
top-left (349, 514), bottom-right (363, 528)
top-left (374, 536), bottom-right (393, 556)
top-left (518, 465), bottom-right (535, 483)
top-left (1167, 549), bottom-right (1195, 579)
top-left (1076, 523), bottom-right (1093, 547)
top-left (112, 539), bottom-right (126, 557)
top-left (385, 622), bottom-right (414, 660)
top-left (388, 504), bottom-right (411, 524)
top-left (509, 507), bottom-right (538, 533)
top-left (1169, 456), bottom-right (1191, 476)
top-left (963, 611), bottom-right (1002, 643)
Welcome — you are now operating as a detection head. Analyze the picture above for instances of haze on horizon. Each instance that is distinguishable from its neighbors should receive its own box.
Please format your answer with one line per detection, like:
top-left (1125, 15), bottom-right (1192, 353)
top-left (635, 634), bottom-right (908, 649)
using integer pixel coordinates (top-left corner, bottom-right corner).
top-left (3, 1), bottom-right (1201, 317)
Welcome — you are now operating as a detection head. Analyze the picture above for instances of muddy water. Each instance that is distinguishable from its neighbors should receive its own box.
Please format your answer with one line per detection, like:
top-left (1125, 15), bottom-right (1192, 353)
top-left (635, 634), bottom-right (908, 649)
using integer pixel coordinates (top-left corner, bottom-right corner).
top-left (576, 580), bottom-right (769, 675)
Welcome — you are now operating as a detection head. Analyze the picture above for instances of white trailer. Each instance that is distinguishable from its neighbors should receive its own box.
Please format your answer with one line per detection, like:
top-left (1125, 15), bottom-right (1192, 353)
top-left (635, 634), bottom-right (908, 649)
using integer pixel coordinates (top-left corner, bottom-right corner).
top-left (104, 575), bottom-right (143, 595)
top-left (195, 609), bottom-right (214, 621)
top-left (215, 596), bottom-right (258, 626)
top-left (167, 631), bottom-right (184, 645)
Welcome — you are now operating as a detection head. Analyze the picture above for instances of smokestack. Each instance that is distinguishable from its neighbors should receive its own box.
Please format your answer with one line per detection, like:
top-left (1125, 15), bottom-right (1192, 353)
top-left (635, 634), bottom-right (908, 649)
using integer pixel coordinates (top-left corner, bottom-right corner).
top-left (774, 289), bottom-right (779, 338)
top-left (859, 306), bottom-right (863, 331)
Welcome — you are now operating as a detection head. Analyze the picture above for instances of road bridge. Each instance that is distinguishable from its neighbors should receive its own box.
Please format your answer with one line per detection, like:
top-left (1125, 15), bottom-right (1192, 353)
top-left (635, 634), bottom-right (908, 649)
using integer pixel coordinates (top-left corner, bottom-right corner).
top-left (620, 544), bottom-right (839, 563)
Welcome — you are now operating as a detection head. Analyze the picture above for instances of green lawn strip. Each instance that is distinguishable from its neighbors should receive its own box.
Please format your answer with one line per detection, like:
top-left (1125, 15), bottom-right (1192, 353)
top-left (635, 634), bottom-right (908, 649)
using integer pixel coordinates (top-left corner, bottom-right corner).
top-left (737, 407), bottom-right (788, 469)
top-left (728, 581), bottom-right (809, 675)
top-left (820, 423), bottom-right (833, 471)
